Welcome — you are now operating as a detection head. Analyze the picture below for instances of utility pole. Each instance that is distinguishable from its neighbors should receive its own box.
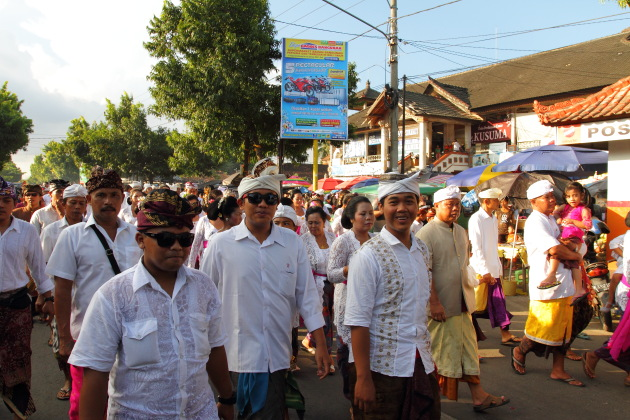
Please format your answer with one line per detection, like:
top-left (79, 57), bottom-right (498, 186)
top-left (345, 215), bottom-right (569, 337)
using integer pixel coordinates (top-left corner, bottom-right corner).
top-left (389, 0), bottom-right (399, 173)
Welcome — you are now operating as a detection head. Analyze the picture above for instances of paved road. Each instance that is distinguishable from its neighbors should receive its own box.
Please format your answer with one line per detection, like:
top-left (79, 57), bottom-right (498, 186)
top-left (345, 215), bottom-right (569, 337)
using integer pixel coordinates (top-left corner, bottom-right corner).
top-left (23, 295), bottom-right (627, 419)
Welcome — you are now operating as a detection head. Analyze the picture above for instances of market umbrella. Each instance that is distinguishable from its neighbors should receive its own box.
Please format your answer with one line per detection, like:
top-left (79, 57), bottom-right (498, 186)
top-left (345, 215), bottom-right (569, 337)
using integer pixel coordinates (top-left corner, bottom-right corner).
top-left (352, 183), bottom-right (443, 197)
top-left (336, 175), bottom-right (373, 190)
top-left (350, 177), bottom-right (379, 190)
top-left (426, 173), bottom-right (454, 186)
top-left (586, 178), bottom-right (607, 196)
top-left (492, 145), bottom-right (608, 173)
top-left (474, 172), bottom-right (572, 209)
top-left (317, 178), bottom-right (343, 191)
top-left (447, 164), bottom-right (509, 188)
top-left (283, 176), bottom-right (311, 188)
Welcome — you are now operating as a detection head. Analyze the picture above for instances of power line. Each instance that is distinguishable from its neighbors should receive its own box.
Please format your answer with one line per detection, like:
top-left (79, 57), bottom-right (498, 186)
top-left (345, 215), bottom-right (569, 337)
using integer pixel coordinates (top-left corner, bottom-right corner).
top-left (291, 0), bottom-right (367, 38)
top-left (273, 0), bottom-right (306, 20)
top-left (272, 19), bottom-right (381, 39)
top-left (396, 0), bottom-right (464, 20)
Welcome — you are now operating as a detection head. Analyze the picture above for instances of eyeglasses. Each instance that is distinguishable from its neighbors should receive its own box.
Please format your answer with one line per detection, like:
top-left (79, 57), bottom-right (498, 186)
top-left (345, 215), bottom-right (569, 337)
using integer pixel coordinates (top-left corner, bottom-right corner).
top-left (141, 231), bottom-right (195, 248)
top-left (244, 192), bottom-right (279, 205)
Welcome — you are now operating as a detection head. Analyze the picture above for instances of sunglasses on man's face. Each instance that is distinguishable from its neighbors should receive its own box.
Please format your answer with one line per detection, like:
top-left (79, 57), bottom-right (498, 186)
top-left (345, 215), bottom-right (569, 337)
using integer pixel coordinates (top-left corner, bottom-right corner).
top-left (141, 231), bottom-right (195, 248)
top-left (244, 192), bottom-right (279, 206)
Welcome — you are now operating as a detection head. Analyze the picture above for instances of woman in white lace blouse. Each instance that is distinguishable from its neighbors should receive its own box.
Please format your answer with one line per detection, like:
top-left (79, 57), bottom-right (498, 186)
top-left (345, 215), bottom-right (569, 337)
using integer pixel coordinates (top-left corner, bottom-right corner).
top-left (301, 206), bottom-right (336, 367)
top-left (327, 196), bottom-right (375, 399)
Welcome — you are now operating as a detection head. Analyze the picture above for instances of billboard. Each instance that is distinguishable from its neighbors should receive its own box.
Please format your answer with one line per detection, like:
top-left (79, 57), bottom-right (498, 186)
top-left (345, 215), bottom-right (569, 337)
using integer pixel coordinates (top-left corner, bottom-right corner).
top-left (280, 38), bottom-right (348, 140)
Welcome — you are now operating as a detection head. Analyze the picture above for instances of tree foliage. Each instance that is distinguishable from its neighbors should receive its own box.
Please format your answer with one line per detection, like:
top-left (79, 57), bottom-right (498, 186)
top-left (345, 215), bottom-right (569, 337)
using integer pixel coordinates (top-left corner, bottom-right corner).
top-left (145, 0), bottom-right (298, 172)
top-left (0, 82), bottom-right (34, 170)
top-left (0, 159), bottom-right (24, 182)
top-left (601, 0), bottom-right (630, 8)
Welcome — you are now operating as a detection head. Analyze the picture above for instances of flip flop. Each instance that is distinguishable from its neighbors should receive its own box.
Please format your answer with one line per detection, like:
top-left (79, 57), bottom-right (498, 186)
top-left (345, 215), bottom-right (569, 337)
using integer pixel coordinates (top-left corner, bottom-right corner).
top-left (582, 353), bottom-right (596, 379)
top-left (565, 351), bottom-right (583, 361)
top-left (537, 281), bottom-right (561, 290)
top-left (511, 347), bottom-right (526, 375)
top-left (473, 395), bottom-right (510, 412)
top-left (501, 336), bottom-right (522, 346)
top-left (551, 377), bottom-right (585, 387)
top-left (56, 387), bottom-right (71, 400)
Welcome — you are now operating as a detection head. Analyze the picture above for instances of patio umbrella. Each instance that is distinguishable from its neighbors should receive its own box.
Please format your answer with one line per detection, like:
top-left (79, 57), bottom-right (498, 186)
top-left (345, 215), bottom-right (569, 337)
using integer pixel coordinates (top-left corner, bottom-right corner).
top-left (317, 178), bottom-right (343, 191)
top-left (446, 164), bottom-right (509, 188)
top-left (474, 172), bottom-right (572, 209)
top-left (426, 173), bottom-right (454, 186)
top-left (336, 175), bottom-right (373, 190)
top-left (586, 178), bottom-right (607, 197)
top-left (283, 176), bottom-right (311, 188)
top-left (492, 145), bottom-right (608, 173)
top-left (350, 177), bottom-right (379, 190)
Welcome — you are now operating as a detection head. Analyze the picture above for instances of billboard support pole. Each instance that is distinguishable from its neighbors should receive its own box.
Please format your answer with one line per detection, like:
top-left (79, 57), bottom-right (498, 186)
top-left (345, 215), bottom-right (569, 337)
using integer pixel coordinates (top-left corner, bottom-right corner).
top-left (312, 139), bottom-right (319, 191)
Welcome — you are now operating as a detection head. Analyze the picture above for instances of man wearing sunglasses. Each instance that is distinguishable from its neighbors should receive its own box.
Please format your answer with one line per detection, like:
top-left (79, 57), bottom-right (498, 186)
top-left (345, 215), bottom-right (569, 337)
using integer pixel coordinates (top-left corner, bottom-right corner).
top-left (46, 169), bottom-right (143, 420)
top-left (31, 179), bottom-right (70, 235)
top-left (69, 189), bottom-right (233, 420)
top-left (12, 184), bottom-right (45, 222)
top-left (200, 171), bottom-right (331, 419)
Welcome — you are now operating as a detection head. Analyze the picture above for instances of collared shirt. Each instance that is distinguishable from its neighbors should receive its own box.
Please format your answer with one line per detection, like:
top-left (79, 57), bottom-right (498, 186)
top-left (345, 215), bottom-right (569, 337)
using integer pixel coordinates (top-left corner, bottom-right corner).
top-left (46, 214), bottom-right (142, 339)
top-left (69, 263), bottom-right (226, 420)
top-left (31, 203), bottom-right (61, 235)
top-left (199, 220), bottom-right (324, 373)
top-left (345, 227), bottom-right (434, 377)
top-left (468, 208), bottom-right (502, 278)
top-left (119, 205), bottom-right (137, 226)
top-left (0, 217), bottom-right (53, 293)
top-left (524, 210), bottom-right (574, 300)
top-left (187, 216), bottom-right (218, 268)
top-left (417, 219), bottom-right (473, 316)
top-left (41, 217), bottom-right (73, 263)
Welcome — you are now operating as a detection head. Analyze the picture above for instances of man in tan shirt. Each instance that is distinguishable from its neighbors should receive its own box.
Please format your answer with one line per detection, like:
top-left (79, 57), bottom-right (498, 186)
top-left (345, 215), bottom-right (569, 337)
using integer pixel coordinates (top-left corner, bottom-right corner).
top-left (417, 185), bottom-right (509, 413)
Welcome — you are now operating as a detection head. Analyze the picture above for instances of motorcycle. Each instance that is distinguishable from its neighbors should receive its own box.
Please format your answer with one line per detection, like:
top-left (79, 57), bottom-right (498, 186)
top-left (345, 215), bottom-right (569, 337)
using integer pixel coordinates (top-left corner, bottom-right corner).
top-left (584, 219), bottom-right (614, 331)
top-left (312, 76), bottom-right (331, 93)
top-left (284, 77), bottom-right (315, 96)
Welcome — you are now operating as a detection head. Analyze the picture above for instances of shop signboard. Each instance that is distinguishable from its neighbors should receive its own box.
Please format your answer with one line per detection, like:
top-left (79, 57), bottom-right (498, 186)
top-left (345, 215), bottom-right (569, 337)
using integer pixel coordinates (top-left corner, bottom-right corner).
top-left (471, 121), bottom-right (512, 144)
top-left (556, 118), bottom-right (630, 145)
top-left (331, 161), bottom-right (383, 177)
top-left (280, 38), bottom-right (349, 140)
top-left (368, 132), bottom-right (381, 145)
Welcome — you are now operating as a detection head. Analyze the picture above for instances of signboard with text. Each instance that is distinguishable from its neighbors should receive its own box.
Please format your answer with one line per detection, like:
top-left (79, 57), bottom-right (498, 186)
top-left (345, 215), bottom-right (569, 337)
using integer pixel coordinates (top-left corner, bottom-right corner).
top-left (471, 121), bottom-right (512, 144)
top-left (280, 38), bottom-right (349, 140)
top-left (556, 118), bottom-right (630, 145)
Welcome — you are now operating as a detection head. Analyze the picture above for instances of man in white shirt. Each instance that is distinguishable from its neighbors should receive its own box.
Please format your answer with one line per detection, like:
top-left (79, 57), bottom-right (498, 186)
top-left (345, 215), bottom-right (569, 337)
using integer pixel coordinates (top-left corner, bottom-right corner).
top-left (469, 188), bottom-right (520, 346)
top-left (200, 171), bottom-right (331, 419)
top-left (31, 179), bottom-right (69, 235)
top-left (511, 180), bottom-right (584, 387)
top-left (345, 173), bottom-right (440, 419)
top-left (70, 189), bottom-right (234, 420)
top-left (0, 176), bottom-right (54, 419)
top-left (40, 184), bottom-right (88, 401)
top-left (46, 169), bottom-right (143, 420)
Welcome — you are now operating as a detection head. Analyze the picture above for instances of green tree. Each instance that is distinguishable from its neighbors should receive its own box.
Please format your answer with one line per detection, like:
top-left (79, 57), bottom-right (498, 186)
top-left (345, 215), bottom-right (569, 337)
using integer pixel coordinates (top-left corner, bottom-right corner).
top-left (28, 141), bottom-right (80, 184)
top-left (0, 159), bottom-right (24, 182)
top-left (0, 82), bottom-right (34, 170)
top-left (29, 155), bottom-right (55, 184)
top-left (601, 0), bottom-right (629, 7)
top-left (145, 0), bottom-right (288, 172)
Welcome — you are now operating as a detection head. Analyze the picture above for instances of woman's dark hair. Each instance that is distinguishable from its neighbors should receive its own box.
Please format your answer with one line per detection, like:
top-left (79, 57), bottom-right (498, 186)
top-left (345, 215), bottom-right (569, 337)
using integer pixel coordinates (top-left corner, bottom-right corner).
top-left (341, 196), bottom-right (372, 230)
top-left (280, 197), bottom-right (294, 207)
top-left (342, 193), bottom-right (357, 207)
top-left (209, 189), bottom-right (223, 200)
top-left (290, 189), bottom-right (303, 199)
top-left (207, 196), bottom-right (239, 221)
top-left (310, 198), bottom-right (324, 207)
top-left (305, 206), bottom-right (327, 223)
top-left (564, 181), bottom-right (591, 207)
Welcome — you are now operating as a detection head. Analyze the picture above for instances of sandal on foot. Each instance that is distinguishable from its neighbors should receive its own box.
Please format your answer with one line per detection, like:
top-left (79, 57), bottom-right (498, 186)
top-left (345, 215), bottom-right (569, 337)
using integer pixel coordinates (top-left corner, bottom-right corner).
top-left (501, 336), bottom-right (522, 346)
top-left (582, 353), bottom-right (596, 379)
top-left (473, 395), bottom-right (510, 412)
top-left (565, 351), bottom-right (582, 361)
top-left (551, 377), bottom-right (584, 387)
top-left (537, 281), bottom-right (561, 290)
top-left (56, 387), bottom-right (71, 400)
top-left (511, 347), bottom-right (526, 375)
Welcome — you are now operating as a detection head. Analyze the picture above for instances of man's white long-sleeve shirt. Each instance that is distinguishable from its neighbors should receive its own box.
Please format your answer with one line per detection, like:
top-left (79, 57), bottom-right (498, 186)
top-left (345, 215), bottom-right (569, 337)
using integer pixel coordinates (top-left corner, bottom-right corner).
top-left (468, 208), bottom-right (502, 278)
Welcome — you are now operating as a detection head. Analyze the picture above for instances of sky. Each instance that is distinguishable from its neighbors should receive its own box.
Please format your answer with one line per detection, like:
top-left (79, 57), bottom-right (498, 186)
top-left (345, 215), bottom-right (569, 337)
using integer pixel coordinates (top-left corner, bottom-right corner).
top-left (3, 0), bottom-right (629, 178)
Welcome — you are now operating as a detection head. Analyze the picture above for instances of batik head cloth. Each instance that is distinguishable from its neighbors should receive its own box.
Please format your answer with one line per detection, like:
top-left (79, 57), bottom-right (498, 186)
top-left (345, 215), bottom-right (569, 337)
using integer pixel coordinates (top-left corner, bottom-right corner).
top-left (136, 189), bottom-right (196, 232)
top-left (49, 179), bottom-right (70, 192)
top-left (377, 172), bottom-right (421, 201)
top-left (23, 184), bottom-right (44, 195)
top-left (0, 176), bottom-right (17, 200)
top-left (86, 170), bottom-right (124, 194)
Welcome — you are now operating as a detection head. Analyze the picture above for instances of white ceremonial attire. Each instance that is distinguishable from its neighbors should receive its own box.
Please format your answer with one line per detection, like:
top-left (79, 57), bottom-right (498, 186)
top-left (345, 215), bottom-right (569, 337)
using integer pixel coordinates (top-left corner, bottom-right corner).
top-left (0, 217), bottom-right (53, 293)
top-left (199, 220), bottom-right (324, 373)
top-left (410, 220), bottom-right (423, 236)
top-left (41, 217), bottom-right (75, 263)
top-left (327, 230), bottom-right (374, 344)
top-left (468, 208), bottom-right (502, 278)
top-left (69, 263), bottom-right (226, 420)
top-left (46, 215), bottom-right (143, 339)
top-left (119, 206), bottom-right (137, 226)
top-left (30, 203), bottom-right (61, 236)
top-left (187, 216), bottom-right (218, 268)
top-left (524, 210), bottom-right (574, 300)
top-left (301, 230), bottom-right (336, 303)
top-left (331, 208), bottom-right (347, 237)
top-left (345, 227), bottom-right (434, 377)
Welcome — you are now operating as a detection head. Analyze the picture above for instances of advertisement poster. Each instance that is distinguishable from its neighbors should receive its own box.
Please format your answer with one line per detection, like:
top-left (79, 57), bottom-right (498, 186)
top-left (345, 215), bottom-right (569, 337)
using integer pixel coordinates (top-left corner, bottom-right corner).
top-left (280, 38), bottom-right (348, 140)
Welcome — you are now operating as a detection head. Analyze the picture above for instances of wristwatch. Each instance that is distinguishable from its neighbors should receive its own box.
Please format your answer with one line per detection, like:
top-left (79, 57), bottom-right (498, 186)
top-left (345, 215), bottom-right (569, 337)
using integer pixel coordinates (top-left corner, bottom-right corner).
top-left (217, 392), bottom-right (236, 405)
top-left (44, 296), bottom-right (55, 303)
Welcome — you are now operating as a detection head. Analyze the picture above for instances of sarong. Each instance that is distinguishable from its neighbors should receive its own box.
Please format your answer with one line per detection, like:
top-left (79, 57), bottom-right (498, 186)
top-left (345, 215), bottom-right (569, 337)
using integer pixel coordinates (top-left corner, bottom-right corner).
top-left (428, 312), bottom-right (480, 379)
top-left (0, 305), bottom-right (36, 418)
top-left (474, 278), bottom-right (513, 329)
top-left (524, 297), bottom-right (573, 346)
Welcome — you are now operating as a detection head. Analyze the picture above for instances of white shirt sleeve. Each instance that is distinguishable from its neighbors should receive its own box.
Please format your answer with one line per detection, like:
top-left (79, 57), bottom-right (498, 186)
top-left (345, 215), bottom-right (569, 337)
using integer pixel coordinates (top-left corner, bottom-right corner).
top-left (23, 224), bottom-right (53, 293)
top-left (468, 214), bottom-right (490, 276)
top-left (344, 247), bottom-right (379, 328)
top-left (294, 239), bottom-right (325, 332)
top-left (46, 228), bottom-right (77, 281)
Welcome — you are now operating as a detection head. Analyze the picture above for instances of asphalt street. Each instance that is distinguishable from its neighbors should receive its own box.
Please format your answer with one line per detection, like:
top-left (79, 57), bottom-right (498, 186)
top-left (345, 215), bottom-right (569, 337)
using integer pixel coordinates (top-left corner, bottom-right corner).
top-left (23, 295), bottom-right (627, 420)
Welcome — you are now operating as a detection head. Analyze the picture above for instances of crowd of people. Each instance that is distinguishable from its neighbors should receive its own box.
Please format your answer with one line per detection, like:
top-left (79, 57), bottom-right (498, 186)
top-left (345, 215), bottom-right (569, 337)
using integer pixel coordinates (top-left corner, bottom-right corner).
top-left (1, 160), bottom-right (629, 420)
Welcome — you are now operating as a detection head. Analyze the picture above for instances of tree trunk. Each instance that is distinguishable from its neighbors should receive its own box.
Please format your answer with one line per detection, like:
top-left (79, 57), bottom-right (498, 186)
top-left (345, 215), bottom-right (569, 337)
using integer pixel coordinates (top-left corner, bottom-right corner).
top-left (242, 136), bottom-right (251, 175)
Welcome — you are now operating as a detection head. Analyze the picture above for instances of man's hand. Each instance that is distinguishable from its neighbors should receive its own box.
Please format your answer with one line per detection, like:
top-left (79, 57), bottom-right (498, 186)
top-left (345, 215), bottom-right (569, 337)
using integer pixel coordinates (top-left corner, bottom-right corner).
top-left (216, 403), bottom-right (234, 420)
top-left (429, 300), bottom-right (446, 322)
top-left (481, 273), bottom-right (496, 285)
top-left (314, 342), bottom-right (332, 379)
top-left (353, 374), bottom-right (376, 413)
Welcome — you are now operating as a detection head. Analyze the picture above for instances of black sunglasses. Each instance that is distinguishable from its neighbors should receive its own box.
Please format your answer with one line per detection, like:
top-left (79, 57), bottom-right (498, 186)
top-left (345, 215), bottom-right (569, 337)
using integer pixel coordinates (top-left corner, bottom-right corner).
top-left (141, 231), bottom-right (195, 248)
top-left (244, 192), bottom-right (279, 205)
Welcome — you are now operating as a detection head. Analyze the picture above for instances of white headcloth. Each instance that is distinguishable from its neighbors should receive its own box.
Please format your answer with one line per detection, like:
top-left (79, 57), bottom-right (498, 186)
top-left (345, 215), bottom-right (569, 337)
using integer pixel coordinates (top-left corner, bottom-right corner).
top-left (273, 204), bottom-right (298, 225)
top-left (62, 184), bottom-right (88, 199)
top-left (527, 180), bottom-right (554, 200)
top-left (238, 174), bottom-right (286, 198)
top-left (433, 185), bottom-right (461, 203)
top-left (129, 181), bottom-right (142, 189)
top-left (478, 188), bottom-right (502, 199)
top-left (377, 172), bottom-right (421, 201)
